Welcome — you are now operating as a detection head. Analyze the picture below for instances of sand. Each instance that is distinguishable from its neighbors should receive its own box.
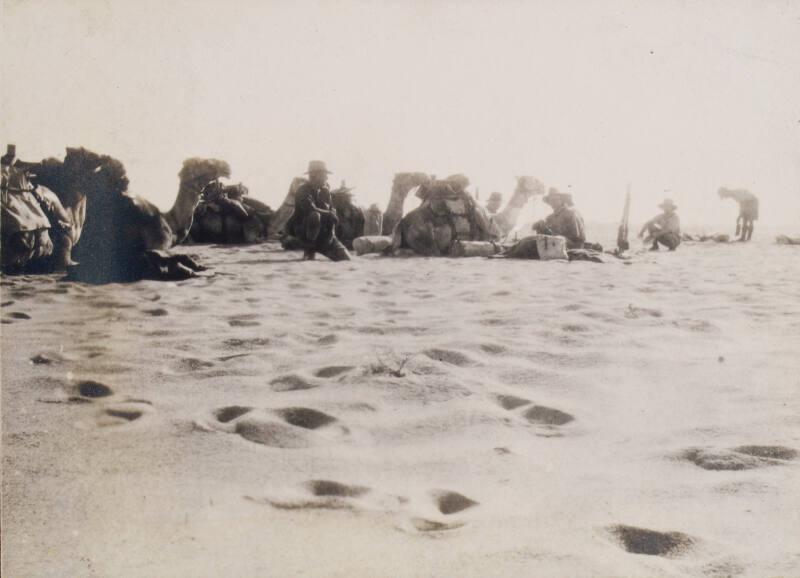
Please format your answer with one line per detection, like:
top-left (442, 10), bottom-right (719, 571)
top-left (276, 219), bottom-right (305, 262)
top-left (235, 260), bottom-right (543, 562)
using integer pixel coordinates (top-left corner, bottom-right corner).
top-left (2, 238), bottom-right (799, 577)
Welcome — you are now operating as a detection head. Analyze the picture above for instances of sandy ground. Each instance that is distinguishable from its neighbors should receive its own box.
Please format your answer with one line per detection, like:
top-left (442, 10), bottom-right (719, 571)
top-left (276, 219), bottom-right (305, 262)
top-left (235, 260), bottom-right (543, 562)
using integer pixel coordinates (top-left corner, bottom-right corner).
top-left (2, 238), bottom-right (799, 577)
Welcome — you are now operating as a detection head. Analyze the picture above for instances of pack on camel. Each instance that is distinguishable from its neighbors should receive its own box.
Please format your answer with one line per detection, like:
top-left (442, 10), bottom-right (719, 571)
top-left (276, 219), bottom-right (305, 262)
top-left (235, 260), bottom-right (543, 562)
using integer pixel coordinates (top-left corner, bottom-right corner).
top-left (186, 180), bottom-right (272, 244)
top-left (1, 145), bottom-right (105, 274)
top-left (70, 154), bottom-right (230, 283)
top-left (330, 181), bottom-right (365, 250)
top-left (387, 174), bottom-right (544, 256)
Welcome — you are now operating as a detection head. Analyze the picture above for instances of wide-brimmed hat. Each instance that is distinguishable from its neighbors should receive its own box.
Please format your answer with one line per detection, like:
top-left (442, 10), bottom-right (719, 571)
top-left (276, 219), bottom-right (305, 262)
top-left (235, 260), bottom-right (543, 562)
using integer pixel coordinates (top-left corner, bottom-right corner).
top-left (305, 160), bottom-right (332, 175)
top-left (659, 198), bottom-right (677, 211)
top-left (543, 188), bottom-right (572, 205)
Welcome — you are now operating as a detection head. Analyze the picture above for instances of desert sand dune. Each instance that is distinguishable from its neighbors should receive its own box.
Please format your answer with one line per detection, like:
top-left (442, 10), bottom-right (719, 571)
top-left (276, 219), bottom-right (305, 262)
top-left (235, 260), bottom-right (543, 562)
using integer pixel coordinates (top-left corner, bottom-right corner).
top-left (2, 239), bottom-right (799, 577)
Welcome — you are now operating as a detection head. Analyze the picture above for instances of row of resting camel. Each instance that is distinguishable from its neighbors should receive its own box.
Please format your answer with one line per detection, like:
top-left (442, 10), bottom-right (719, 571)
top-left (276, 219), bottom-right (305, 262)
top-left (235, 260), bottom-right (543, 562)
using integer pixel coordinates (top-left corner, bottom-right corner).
top-left (4, 146), bottom-right (795, 282)
top-left (1, 147), bottom-right (546, 281)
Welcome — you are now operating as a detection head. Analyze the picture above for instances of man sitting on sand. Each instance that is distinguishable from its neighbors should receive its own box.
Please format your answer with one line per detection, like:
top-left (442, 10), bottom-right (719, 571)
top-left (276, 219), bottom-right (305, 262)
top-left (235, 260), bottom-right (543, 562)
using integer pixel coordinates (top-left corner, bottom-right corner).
top-left (285, 160), bottom-right (350, 261)
top-left (533, 188), bottom-right (586, 249)
top-left (718, 188), bottom-right (758, 242)
top-left (639, 199), bottom-right (681, 251)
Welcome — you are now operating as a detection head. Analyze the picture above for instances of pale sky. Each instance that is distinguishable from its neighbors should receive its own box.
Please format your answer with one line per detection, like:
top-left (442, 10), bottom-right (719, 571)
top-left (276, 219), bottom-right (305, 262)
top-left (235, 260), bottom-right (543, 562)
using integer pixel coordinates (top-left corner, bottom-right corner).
top-left (2, 0), bottom-right (799, 228)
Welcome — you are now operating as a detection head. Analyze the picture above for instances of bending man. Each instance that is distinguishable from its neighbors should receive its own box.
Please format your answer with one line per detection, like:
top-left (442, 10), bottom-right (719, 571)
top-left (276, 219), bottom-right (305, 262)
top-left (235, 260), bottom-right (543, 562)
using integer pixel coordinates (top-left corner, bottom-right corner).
top-left (718, 188), bottom-right (758, 242)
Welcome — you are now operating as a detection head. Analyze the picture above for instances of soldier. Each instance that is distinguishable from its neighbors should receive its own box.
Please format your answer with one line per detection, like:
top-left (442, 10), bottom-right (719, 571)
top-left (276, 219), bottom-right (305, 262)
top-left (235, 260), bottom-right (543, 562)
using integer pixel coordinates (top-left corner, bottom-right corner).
top-left (285, 160), bottom-right (350, 261)
top-left (485, 192), bottom-right (503, 215)
top-left (533, 188), bottom-right (586, 249)
top-left (718, 188), bottom-right (758, 242)
top-left (639, 198), bottom-right (681, 251)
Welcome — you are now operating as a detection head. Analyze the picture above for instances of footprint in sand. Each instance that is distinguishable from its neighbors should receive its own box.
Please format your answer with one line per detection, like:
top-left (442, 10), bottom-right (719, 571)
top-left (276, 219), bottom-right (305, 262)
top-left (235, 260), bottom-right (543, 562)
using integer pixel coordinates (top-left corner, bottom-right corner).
top-left (71, 380), bottom-right (114, 400)
top-left (607, 524), bottom-right (695, 557)
top-left (313, 365), bottom-right (354, 378)
top-left (424, 348), bottom-right (474, 367)
top-left (96, 404), bottom-right (149, 427)
top-left (494, 394), bottom-right (532, 411)
top-left (172, 357), bottom-right (215, 372)
top-left (214, 405), bottom-right (253, 423)
top-left (7, 311), bottom-right (32, 320)
top-left (494, 394), bottom-right (574, 429)
top-left (523, 405), bottom-right (574, 426)
top-left (431, 489), bottom-right (479, 515)
top-left (246, 480), bottom-right (476, 534)
top-left (270, 374), bottom-right (318, 392)
top-left (39, 379), bottom-right (115, 405)
top-left (247, 479), bottom-right (373, 511)
top-left (222, 337), bottom-right (271, 350)
top-left (411, 490), bottom-right (479, 533)
top-left (480, 343), bottom-right (507, 355)
top-left (143, 308), bottom-right (169, 317)
top-left (228, 319), bottom-right (261, 327)
top-left (624, 305), bottom-right (663, 319)
top-left (680, 446), bottom-right (797, 471)
top-left (209, 406), bottom-right (344, 449)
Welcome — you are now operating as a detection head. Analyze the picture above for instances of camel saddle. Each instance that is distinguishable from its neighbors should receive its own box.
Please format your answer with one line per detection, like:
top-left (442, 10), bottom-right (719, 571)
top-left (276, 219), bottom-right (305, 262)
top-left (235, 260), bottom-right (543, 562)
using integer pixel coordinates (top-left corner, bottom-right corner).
top-left (420, 181), bottom-right (477, 239)
top-left (1, 165), bottom-right (51, 234)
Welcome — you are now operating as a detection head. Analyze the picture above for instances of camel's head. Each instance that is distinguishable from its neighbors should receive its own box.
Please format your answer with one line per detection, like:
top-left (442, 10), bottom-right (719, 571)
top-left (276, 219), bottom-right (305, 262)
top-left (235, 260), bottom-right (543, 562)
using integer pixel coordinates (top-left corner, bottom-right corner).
top-left (718, 187), bottom-right (734, 199)
top-left (179, 158), bottom-right (231, 194)
top-left (515, 176), bottom-right (545, 200)
top-left (392, 172), bottom-right (432, 195)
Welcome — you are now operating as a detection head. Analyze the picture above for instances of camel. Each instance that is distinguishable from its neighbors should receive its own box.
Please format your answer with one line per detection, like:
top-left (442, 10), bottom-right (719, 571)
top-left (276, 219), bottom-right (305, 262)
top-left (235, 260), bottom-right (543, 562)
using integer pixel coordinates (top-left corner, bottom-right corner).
top-left (187, 181), bottom-right (273, 244)
top-left (1, 146), bottom-right (106, 273)
top-left (381, 172), bottom-right (433, 235)
top-left (389, 175), bottom-right (545, 256)
top-left (268, 177), bottom-right (307, 242)
top-left (330, 184), bottom-right (365, 250)
top-left (488, 176), bottom-right (545, 237)
top-left (70, 155), bottom-right (230, 283)
top-left (391, 178), bottom-right (497, 256)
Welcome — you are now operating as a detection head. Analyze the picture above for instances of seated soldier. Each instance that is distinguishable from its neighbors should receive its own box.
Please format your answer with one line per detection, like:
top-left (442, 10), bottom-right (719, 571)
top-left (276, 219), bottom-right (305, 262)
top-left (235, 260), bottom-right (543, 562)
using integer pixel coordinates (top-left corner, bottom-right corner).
top-left (533, 188), bottom-right (586, 249)
top-left (639, 198), bottom-right (681, 251)
top-left (285, 160), bottom-right (350, 261)
top-left (202, 180), bottom-right (249, 220)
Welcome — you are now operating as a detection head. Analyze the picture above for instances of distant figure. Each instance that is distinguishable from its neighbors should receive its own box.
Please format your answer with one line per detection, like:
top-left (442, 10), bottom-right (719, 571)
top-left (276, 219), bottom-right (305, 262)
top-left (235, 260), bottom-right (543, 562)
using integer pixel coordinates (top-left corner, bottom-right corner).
top-left (284, 160), bottom-right (350, 261)
top-left (485, 192), bottom-right (503, 215)
top-left (533, 188), bottom-right (586, 249)
top-left (363, 203), bottom-right (383, 236)
top-left (718, 188), bottom-right (758, 242)
top-left (639, 199), bottom-right (681, 251)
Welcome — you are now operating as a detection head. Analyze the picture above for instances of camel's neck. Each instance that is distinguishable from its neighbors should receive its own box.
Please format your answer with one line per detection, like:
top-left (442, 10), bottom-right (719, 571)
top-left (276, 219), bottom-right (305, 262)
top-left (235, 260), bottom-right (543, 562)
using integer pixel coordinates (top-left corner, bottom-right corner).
top-left (493, 190), bottom-right (530, 236)
top-left (382, 183), bottom-right (414, 234)
top-left (165, 182), bottom-right (202, 246)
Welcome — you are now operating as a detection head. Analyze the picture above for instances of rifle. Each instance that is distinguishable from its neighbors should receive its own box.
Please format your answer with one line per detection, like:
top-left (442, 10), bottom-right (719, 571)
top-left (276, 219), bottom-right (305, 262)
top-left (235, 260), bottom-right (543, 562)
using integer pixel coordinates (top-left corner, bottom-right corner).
top-left (617, 185), bottom-right (631, 252)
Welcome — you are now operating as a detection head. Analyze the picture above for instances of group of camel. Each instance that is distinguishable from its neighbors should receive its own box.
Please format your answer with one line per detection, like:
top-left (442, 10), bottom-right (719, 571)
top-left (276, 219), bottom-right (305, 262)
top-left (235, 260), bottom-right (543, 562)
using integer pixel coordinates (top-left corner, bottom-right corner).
top-left (2, 145), bottom-right (548, 281)
top-left (5, 146), bottom-right (793, 282)
top-left (2, 147), bottom-right (230, 281)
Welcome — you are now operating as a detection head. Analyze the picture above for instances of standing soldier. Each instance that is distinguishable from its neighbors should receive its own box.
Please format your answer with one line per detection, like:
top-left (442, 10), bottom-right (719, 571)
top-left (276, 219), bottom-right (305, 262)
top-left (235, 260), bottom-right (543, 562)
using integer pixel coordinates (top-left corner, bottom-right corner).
top-left (718, 188), bottom-right (758, 242)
